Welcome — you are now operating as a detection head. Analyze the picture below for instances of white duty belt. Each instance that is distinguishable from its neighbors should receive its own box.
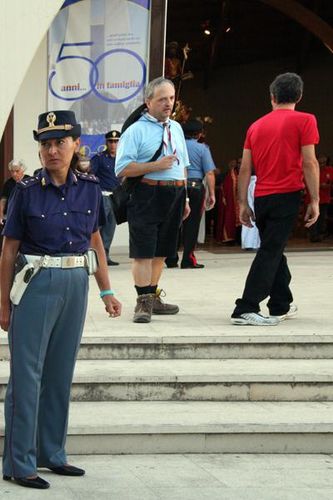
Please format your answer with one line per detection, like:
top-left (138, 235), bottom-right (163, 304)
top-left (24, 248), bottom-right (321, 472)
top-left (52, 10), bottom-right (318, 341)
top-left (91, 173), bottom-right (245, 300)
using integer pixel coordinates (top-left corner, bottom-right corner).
top-left (101, 190), bottom-right (113, 196)
top-left (24, 254), bottom-right (87, 269)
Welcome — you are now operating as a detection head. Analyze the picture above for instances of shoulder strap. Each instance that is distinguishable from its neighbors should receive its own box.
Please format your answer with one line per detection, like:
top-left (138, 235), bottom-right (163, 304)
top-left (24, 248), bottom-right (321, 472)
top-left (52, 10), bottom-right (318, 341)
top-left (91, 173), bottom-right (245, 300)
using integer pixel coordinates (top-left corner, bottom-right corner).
top-left (121, 104), bottom-right (147, 133)
top-left (149, 138), bottom-right (164, 162)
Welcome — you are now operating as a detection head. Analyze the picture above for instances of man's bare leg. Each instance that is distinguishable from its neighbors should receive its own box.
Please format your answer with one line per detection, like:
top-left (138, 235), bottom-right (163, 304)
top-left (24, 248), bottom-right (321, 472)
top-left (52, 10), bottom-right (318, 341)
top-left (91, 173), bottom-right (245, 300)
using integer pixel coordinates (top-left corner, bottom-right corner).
top-left (151, 257), bottom-right (166, 286)
top-left (132, 258), bottom-right (153, 286)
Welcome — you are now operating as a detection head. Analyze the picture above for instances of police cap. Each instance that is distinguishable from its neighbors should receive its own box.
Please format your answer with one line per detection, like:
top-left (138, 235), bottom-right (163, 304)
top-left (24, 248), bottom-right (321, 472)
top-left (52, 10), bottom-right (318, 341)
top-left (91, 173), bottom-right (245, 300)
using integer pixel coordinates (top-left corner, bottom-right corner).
top-left (105, 130), bottom-right (121, 141)
top-left (33, 110), bottom-right (81, 141)
top-left (181, 119), bottom-right (203, 135)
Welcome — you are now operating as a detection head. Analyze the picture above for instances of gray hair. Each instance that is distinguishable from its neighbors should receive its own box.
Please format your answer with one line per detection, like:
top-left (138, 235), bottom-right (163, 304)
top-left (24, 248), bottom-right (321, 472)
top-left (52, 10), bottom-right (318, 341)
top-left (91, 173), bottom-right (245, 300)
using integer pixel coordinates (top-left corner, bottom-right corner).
top-left (144, 77), bottom-right (175, 100)
top-left (8, 159), bottom-right (26, 171)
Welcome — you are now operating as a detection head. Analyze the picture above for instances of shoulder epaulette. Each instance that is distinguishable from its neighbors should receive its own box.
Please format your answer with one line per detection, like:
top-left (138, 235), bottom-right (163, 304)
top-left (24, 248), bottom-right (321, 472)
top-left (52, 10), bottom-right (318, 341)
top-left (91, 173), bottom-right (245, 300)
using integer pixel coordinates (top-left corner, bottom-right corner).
top-left (76, 171), bottom-right (100, 183)
top-left (16, 176), bottom-right (40, 189)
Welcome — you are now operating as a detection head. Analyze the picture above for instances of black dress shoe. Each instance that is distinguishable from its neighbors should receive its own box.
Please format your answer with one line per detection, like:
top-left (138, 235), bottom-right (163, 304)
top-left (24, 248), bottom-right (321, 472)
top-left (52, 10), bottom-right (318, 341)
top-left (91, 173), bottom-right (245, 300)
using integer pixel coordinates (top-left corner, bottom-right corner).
top-left (181, 263), bottom-right (205, 269)
top-left (48, 464), bottom-right (85, 476)
top-left (166, 263), bottom-right (178, 268)
top-left (3, 475), bottom-right (50, 489)
top-left (107, 259), bottom-right (119, 266)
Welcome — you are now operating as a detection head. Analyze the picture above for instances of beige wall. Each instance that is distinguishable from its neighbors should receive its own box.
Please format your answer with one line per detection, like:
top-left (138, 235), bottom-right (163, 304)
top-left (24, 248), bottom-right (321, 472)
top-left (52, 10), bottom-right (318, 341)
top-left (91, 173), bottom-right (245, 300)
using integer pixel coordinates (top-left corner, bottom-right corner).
top-left (0, 0), bottom-right (63, 138)
top-left (14, 39), bottom-right (48, 173)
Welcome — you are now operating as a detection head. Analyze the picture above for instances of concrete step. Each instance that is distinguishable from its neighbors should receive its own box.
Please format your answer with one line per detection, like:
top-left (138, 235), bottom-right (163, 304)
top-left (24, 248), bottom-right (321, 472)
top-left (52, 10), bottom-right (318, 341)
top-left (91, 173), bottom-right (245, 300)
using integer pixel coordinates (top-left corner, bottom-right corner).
top-left (1, 333), bottom-right (333, 360)
top-left (1, 401), bottom-right (332, 454)
top-left (1, 359), bottom-right (333, 402)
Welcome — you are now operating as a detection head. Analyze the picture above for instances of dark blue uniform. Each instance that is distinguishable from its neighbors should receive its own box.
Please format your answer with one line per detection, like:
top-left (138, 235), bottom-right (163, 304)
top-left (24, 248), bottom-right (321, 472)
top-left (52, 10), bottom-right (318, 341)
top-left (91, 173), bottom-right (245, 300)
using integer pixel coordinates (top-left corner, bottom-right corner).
top-left (2, 169), bottom-right (102, 478)
top-left (90, 151), bottom-right (119, 260)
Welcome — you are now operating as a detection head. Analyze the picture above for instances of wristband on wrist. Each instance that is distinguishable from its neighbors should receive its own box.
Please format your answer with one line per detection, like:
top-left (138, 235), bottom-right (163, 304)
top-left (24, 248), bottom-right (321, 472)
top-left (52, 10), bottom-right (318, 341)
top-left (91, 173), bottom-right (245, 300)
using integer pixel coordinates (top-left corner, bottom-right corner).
top-left (100, 289), bottom-right (115, 298)
top-left (186, 197), bottom-right (190, 202)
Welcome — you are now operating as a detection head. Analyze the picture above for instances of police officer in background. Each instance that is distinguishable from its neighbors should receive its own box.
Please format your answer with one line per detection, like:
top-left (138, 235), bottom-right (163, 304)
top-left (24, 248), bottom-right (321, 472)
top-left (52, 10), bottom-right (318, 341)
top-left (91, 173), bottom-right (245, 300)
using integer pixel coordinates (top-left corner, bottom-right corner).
top-left (0, 110), bottom-right (121, 489)
top-left (90, 130), bottom-right (121, 266)
top-left (166, 119), bottom-right (216, 268)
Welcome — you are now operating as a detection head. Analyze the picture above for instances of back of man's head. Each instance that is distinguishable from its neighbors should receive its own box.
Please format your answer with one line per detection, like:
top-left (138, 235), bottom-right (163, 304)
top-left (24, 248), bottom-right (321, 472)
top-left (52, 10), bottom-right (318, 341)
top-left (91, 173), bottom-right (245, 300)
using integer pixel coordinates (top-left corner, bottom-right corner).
top-left (269, 72), bottom-right (303, 104)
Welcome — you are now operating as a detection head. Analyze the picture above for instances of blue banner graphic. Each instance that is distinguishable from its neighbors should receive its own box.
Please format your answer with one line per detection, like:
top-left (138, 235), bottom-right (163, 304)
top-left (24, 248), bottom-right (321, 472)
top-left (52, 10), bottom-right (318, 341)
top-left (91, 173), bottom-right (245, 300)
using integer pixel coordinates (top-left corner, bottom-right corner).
top-left (49, 0), bottom-right (150, 156)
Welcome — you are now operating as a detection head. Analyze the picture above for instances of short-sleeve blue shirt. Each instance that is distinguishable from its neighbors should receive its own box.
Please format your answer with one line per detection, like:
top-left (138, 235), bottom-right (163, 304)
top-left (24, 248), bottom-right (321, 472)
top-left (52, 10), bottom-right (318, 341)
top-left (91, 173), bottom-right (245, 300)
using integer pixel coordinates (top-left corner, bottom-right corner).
top-left (3, 169), bottom-right (102, 255)
top-left (186, 139), bottom-right (216, 179)
top-left (90, 151), bottom-right (120, 190)
top-left (115, 114), bottom-right (190, 180)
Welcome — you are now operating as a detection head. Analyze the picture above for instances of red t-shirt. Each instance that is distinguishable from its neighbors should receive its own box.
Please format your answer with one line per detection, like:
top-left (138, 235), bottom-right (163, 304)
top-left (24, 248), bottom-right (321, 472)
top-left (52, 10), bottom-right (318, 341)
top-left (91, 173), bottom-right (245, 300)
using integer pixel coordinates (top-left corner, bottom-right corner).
top-left (244, 109), bottom-right (319, 197)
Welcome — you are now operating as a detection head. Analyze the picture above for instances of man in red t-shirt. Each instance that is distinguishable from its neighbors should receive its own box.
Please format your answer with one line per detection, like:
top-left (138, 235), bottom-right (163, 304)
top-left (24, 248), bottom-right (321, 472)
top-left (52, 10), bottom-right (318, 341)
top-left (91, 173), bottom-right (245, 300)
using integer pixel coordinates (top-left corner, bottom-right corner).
top-left (231, 72), bottom-right (319, 326)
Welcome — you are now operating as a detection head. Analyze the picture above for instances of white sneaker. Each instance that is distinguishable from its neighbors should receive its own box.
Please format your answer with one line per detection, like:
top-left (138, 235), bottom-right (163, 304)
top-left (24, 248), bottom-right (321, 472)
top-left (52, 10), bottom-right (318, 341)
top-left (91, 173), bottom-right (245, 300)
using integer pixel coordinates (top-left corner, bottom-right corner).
top-left (231, 312), bottom-right (279, 326)
top-left (270, 304), bottom-right (298, 322)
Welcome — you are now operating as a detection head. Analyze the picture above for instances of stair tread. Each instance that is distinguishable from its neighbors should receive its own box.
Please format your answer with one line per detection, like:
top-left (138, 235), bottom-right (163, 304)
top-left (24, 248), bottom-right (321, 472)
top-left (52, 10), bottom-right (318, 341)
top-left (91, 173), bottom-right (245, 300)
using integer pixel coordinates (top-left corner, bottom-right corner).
top-left (0, 327), bottom-right (333, 346)
top-left (1, 359), bottom-right (333, 383)
top-left (1, 401), bottom-right (332, 434)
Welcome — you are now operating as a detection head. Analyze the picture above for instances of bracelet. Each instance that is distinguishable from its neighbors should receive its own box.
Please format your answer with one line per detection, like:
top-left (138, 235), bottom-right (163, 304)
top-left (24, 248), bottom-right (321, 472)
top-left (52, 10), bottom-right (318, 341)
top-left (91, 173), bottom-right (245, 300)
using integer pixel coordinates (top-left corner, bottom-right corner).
top-left (99, 289), bottom-right (115, 298)
top-left (186, 197), bottom-right (190, 202)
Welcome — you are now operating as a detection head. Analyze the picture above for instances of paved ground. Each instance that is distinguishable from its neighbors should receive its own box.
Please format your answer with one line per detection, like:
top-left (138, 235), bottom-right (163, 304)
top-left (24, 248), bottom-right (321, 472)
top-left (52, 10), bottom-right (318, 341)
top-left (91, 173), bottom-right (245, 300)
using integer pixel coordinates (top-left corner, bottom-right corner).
top-left (1, 454), bottom-right (333, 499)
top-left (1, 248), bottom-right (332, 498)
top-left (83, 248), bottom-right (333, 338)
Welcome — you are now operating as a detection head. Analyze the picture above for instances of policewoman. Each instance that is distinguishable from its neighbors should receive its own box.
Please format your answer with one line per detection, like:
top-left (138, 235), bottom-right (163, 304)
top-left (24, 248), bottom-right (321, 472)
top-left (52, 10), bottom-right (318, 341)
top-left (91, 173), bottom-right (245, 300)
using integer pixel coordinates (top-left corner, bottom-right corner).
top-left (0, 110), bottom-right (121, 489)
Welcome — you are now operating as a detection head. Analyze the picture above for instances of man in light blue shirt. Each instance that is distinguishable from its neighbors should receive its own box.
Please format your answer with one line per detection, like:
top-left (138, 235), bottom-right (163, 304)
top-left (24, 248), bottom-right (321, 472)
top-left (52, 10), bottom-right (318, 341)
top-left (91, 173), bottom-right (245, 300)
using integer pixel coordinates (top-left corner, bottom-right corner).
top-left (115, 77), bottom-right (190, 323)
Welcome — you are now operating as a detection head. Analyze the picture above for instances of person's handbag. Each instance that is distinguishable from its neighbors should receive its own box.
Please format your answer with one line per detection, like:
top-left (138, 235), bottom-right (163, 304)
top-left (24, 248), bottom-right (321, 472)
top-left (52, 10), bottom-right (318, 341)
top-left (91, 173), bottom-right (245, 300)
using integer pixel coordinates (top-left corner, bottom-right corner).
top-left (112, 139), bottom-right (163, 224)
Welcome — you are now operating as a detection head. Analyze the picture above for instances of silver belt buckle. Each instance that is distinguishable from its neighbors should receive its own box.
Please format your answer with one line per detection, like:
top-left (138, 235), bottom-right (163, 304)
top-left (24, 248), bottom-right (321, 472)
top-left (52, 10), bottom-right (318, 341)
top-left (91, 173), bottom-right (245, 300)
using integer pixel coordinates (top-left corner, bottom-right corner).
top-left (62, 256), bottom-right (77, 268)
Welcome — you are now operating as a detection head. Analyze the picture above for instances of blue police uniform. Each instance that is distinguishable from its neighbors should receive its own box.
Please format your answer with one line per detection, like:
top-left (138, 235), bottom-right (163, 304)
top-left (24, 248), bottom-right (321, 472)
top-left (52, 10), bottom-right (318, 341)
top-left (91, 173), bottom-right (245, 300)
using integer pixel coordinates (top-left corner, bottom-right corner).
top-left (2, 168), bottom-right (102, 478)
top-left (181, 138), bottom-right (215, 267)
top-left (165, 136), bottom-right (216, 268)
top-left (90, 150), bottom-right (119, 261)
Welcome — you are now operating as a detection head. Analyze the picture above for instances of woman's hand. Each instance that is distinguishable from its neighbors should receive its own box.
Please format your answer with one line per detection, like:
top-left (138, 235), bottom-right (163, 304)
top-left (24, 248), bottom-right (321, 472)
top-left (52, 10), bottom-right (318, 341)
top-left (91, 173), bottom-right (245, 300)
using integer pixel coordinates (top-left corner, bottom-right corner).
top-left (102, 295), bottom-right (122, 317)
top-left (0, 302), bottom-right (11, 332)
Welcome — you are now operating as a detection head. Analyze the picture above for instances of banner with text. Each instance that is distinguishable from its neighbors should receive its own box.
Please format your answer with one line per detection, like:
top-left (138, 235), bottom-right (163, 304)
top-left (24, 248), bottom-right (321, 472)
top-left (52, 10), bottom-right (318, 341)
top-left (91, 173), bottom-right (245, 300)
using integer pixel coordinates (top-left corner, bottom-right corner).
top-left (48, 0), bottom-right (150, 157)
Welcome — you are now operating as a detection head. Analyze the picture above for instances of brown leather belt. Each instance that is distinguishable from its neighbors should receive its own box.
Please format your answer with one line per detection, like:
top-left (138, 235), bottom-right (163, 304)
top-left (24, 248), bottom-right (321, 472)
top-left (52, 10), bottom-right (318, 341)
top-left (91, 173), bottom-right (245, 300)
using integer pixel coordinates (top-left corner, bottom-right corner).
top-left (141, 178), bottom-right (185, 187)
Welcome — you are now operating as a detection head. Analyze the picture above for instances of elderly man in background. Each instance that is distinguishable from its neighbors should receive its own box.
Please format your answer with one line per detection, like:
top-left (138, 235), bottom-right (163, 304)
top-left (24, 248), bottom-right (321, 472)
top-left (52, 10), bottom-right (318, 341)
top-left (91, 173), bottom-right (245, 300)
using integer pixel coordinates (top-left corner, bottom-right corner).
top-left (0, 159), bottom-right (30, 224)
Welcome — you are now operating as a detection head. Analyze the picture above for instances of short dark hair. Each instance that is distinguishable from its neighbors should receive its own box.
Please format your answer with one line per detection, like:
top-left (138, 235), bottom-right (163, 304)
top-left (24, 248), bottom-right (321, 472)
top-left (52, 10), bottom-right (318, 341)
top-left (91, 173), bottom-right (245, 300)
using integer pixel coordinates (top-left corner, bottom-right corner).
top-left (269, 72), bottom-right (303, 104)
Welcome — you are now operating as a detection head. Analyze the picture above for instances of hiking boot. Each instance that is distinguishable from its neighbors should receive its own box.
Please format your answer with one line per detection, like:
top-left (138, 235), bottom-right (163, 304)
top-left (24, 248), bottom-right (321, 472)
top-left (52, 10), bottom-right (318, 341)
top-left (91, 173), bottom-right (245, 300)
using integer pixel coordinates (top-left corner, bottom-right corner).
top-left (152, 288), bottom-right (179, 315)
top-left (231, 312), bottom-right (279, 326)
top-left (270, 304), bottom-right (298, 322)
top-left (133, 293), bottom-right (154, 323)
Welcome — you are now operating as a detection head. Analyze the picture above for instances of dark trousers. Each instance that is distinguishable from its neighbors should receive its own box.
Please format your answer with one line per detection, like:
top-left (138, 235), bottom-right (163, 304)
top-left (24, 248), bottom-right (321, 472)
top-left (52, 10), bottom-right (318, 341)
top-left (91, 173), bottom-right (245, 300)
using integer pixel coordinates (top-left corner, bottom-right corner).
top-left (182, 184), bottom-right (205, 264)
top-left (100, 195), bottom-right (117, 257)
top-left (232, 191), bottom-right (302, 317)
top-left (165, 184), bottom-right (205, 266)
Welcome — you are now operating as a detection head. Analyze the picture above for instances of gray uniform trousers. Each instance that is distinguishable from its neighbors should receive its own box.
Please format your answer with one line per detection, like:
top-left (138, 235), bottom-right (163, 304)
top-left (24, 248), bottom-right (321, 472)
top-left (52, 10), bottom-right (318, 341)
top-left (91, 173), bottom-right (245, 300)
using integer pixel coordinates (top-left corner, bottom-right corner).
top-left (100, 195), bottom-right (117, 257)
top-left (2, 266), bottom-right (88, 478)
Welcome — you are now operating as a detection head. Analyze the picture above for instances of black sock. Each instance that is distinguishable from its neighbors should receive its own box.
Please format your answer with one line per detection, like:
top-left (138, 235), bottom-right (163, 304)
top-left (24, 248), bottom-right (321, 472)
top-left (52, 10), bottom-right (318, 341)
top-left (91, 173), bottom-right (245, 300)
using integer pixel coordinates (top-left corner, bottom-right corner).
top-left (150, 285), bottom-right (157, 294)
top-left (135, 285), bottom-right (152, 296)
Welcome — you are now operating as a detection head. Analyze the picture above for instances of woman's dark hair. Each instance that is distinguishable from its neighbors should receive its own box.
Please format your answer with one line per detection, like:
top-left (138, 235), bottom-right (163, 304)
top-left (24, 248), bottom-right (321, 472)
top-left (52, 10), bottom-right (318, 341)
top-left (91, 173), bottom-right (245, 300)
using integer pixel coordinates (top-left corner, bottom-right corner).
top-left (68, 136), bottom-right (87, 172)
top-left (269, 73), bottom-right (303, 104)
